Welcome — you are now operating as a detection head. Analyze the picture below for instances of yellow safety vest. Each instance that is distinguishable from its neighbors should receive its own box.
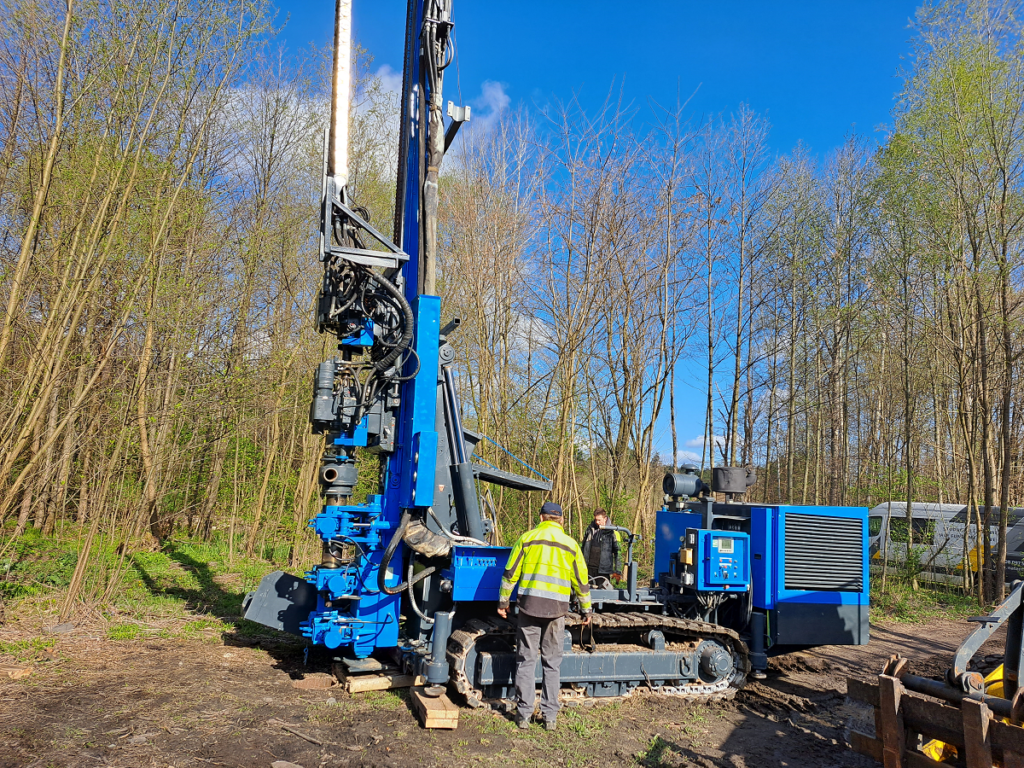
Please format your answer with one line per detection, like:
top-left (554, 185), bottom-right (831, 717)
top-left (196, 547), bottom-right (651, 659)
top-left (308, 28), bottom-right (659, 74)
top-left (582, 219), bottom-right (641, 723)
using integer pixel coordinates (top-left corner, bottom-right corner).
top-left (499, 521), bottom-right (592, 618)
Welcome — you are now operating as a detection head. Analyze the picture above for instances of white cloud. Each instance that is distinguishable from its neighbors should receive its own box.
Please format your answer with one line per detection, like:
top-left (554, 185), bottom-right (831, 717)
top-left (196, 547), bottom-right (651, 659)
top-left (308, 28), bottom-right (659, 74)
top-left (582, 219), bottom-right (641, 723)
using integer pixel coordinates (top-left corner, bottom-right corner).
top-left (684, 434), bottom-right (728, 450)
top-left (674, 450), bottom-right (702, 465)
top-left (375, 64), bottom-right (403, 97)
top-left (477, 80), bottom-right (510, 114)
top-left (467, 80), bottom-right (510, 136)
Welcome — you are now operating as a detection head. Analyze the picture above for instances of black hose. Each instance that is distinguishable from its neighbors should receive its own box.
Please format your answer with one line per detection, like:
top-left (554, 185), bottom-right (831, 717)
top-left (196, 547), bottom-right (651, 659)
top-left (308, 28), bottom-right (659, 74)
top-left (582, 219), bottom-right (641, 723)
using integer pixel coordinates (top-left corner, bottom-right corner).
top-left (378, 509), bottom-right (438, 595)
top-left (370, 272), bottom-right (414, 374)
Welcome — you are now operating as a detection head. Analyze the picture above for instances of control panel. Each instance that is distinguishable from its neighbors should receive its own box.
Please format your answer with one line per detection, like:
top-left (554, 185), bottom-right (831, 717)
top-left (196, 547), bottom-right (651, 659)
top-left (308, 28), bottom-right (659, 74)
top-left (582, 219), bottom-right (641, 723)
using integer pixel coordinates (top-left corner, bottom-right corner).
top-left (680, 529), bottom-right (751, 592)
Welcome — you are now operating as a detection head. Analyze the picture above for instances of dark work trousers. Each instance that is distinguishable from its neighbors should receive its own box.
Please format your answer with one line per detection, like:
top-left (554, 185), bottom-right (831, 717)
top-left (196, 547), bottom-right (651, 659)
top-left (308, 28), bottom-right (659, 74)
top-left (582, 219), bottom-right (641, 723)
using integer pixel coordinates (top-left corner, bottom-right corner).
top-left (514, 612), bottom-right (565, 722)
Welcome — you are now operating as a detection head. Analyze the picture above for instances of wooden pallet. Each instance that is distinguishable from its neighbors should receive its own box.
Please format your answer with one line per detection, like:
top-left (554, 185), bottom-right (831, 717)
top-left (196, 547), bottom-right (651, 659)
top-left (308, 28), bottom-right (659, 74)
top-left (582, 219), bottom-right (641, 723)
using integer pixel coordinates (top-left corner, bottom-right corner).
top-left (848, 675), bottom-right (1024, 767)
top-left (409, 686), bottom-right (459, 729)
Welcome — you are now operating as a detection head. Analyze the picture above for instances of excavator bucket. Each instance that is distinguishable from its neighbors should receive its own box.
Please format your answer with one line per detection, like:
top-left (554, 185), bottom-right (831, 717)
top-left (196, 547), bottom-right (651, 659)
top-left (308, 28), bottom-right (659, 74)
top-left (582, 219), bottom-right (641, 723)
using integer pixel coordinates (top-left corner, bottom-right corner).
top-left (242, 570), bottom-right (317, 637)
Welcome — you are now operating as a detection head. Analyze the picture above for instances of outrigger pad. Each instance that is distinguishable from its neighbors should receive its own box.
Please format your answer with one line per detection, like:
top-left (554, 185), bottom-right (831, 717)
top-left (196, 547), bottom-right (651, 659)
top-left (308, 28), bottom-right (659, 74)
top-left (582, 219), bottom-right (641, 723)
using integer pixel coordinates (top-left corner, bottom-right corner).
top-left (242, 570), bottom-right (316, 637)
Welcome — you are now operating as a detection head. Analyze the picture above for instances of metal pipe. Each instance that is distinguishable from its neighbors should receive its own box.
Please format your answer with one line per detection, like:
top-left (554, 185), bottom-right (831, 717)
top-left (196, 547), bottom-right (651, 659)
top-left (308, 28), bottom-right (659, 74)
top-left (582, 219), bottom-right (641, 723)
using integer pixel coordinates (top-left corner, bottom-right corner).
top-left (424, 610), bottom-right (453, 688)
top-left (443, 367), bottom-right (467, 464)
top-left (328, 0), bottom-right (352, 188)
top-left (900, 673), bottom-right (1013, 719)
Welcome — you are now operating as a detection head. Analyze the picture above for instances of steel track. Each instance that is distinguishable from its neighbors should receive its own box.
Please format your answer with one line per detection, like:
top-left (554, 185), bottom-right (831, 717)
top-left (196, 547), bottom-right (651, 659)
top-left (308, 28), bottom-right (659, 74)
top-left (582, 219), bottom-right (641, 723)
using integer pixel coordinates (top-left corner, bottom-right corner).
top-left (447, 611), bottom-right (749, 707)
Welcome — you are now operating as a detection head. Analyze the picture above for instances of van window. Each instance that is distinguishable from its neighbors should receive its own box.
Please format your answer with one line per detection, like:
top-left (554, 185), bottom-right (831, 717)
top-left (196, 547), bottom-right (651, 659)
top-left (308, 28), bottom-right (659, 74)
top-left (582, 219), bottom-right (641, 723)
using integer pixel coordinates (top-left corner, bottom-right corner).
top-left (890, 518), bottom-right (937, 546)
top-left (868, 517), bottom-right (883, 538)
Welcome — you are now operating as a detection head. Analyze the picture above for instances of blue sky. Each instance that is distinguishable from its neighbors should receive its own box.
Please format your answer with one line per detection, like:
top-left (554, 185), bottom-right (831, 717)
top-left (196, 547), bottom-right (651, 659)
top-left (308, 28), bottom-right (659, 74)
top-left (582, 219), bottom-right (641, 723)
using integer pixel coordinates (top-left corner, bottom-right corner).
top-left (278, 1), bottom-right (921, 156)
top-left (276, 1), bottom-right (923, 464)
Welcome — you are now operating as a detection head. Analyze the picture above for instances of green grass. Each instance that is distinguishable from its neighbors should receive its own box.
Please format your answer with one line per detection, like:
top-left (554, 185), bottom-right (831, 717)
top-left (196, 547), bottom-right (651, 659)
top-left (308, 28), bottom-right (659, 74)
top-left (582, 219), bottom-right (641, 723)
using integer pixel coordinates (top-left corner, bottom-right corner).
top-left (1, 527), bottom-right (307, 644)
top-left (870, 578), bottom-right (983, 623)
top-left (105, 623), bottom-right (144, 641)
top-left (0, 528), bottom-right (80, 599)
top-left (637, 735), bottom-right (674, 767)
top-left (0, 636), bottom-right (57, 661)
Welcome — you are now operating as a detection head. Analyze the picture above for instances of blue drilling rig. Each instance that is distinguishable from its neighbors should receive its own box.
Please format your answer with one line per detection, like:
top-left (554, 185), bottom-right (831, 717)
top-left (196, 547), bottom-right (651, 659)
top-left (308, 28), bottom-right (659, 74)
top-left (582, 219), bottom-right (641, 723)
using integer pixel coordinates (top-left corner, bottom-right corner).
top-left (242, 0), bottom-right (870, 707)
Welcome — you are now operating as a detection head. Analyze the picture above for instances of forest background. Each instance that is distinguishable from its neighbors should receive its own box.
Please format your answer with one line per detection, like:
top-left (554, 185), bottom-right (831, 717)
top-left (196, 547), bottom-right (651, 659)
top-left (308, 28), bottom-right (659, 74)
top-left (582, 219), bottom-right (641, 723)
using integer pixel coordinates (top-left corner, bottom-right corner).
top-left (0, 0), bottom-right (1021, 622)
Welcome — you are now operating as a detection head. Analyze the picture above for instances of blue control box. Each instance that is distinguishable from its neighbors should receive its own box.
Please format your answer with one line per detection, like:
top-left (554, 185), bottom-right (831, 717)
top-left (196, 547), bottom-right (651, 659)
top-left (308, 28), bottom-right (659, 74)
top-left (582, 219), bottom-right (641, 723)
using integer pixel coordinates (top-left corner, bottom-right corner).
top-left (442, 545), bottom-right (516, 602)
top-left (686, 529), bottom-right (750, 592)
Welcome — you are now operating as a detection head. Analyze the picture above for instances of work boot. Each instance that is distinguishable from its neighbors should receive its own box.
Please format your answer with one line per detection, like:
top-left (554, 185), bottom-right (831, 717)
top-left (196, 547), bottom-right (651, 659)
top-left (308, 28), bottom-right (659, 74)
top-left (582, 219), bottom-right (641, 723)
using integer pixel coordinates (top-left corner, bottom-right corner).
top-left (515, 714), bottom-right (530, 730)
top-left (544, 718), bottom-right (556, 732)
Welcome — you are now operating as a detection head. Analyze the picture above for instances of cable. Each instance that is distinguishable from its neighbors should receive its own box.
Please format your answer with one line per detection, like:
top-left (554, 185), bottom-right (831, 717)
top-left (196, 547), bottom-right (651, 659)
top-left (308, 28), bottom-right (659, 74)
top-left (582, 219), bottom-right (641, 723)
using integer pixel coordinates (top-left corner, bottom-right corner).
top-left (391, 347), bottom-right (421, 382)
top-left (406, 554), bottom-right (435, 626)
top-left (327, 536), bottom-right (366, 560)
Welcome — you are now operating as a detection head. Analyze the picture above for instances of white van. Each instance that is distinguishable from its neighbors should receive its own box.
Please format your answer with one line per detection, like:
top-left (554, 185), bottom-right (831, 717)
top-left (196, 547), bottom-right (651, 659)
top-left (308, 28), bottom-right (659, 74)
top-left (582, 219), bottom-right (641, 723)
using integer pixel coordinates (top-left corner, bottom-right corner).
top-left (867, 502), bottom-right (1024, 584)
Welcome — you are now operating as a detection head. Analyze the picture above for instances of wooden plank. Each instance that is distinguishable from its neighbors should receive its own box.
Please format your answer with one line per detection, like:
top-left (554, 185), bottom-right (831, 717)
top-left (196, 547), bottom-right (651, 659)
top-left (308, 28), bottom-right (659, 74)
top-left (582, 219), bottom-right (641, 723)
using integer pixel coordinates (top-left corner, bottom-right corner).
top-left (961, 698), bottom-right (993, 768)
top-left (906, 751), bottom-right (956, 768)
top-left (902, 696), bottom-right (968, 748)
top-left (345, 673), bottom-right (422, 694)
top-left (849, 730), bottom-right (882, 761)
top-left (880, 675), bottom-right (907, 768)
top-left (848, 677), bottom-right (880, 707)
top-left (987, 720), bottom-right (1024, 765)
top-left (410, 687), bottom-right (459, 730)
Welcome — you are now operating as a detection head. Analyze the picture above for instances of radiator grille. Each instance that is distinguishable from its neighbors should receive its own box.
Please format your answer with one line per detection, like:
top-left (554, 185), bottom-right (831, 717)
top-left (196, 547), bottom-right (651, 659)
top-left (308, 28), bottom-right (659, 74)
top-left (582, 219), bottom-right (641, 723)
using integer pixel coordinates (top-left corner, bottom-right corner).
top-left (784, 513), bottom-right (864, 592)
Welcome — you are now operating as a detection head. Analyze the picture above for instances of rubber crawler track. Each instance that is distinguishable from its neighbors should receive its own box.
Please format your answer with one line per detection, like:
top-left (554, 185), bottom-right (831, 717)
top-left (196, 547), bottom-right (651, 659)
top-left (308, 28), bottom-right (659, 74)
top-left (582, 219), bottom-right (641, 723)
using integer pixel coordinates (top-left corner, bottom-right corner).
top-left (447, 611), bottom-right (749, 707)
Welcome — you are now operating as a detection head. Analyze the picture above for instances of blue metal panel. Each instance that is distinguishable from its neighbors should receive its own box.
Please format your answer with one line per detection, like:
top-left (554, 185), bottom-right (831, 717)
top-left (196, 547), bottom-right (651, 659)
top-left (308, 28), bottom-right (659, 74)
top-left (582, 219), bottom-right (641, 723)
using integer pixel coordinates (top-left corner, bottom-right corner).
top-left (339, 318), bottom-right (374, 347)
top-left (443, 545), bottom-right (515, 602)
top-left (654, 508), bottom-right (702, 584)
top-left (695, 531), bottom-right (750, 591)
top-left (398, 296), bottom-right (440, 508)
top-left (410, 430), bottom-right (438, 506)
top-left (398, 4), bottom-right (424, 277)
top-left (750, 506), bottom-right (776, 609)
top-left (773, 505), bottom-right (869, 607)
top-left (333, 419), bottom-right (368, 447)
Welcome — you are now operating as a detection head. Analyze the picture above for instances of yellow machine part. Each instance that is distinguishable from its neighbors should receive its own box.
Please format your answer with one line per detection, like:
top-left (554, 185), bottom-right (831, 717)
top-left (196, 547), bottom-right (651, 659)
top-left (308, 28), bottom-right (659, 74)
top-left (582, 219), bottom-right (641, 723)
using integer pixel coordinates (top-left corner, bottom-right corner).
top-left (921, 665), bottom-right (1011, 763)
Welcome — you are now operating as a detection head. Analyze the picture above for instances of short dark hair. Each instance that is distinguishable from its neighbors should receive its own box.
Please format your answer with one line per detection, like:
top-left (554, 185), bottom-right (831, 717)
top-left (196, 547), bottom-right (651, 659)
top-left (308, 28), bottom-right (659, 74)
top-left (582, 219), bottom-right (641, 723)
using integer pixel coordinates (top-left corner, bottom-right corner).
top-left (593, 507), bottom-right (609, 519)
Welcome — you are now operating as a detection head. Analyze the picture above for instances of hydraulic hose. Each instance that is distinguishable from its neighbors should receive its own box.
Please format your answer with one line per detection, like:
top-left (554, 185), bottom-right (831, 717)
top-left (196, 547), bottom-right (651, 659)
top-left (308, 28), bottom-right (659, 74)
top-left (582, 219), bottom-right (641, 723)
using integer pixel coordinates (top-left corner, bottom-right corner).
top-left (378, 509), bottom-right (438, 595)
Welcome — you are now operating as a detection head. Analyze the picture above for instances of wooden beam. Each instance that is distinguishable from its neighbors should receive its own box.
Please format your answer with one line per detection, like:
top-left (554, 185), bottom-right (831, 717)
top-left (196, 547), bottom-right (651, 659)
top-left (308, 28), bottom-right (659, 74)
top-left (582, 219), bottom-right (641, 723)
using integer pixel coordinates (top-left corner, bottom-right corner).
top-left (344, 673), bottom-right (423, 694)
top-left (847, 677), bottom-right (881, 707)
top-left (879, 674), bottom-right (907, 768)
top-left (961, 698), bottom-right (993, 768)
top-left (410, 686), bottom-right (459, 729)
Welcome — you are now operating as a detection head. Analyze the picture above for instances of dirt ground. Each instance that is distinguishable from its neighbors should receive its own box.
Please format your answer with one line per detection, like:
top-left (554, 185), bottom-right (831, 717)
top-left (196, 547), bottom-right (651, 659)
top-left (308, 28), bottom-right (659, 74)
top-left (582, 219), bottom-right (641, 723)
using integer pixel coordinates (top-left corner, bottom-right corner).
top-left (0, 618), bottom-right (998, 768)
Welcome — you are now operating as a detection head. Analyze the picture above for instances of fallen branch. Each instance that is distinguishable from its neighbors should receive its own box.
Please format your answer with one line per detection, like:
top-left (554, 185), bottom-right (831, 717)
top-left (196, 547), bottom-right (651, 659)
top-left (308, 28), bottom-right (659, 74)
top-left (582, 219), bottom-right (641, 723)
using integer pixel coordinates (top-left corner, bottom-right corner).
top-left (267, 718), bottom-right (324, 747)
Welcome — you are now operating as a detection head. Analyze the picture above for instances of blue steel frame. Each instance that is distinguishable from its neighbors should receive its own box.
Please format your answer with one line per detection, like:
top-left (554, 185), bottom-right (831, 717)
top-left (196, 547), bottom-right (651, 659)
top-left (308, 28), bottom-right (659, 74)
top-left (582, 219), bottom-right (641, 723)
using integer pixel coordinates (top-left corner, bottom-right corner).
top-left (299, 0), bottom-right (444, 659)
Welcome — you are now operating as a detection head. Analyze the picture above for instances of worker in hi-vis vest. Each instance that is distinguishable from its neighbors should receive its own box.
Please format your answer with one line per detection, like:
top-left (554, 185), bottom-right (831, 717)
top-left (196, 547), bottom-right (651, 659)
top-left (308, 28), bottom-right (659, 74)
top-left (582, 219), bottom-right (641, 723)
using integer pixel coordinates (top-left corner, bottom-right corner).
top-left (497, 501), bottom-right (592, 731)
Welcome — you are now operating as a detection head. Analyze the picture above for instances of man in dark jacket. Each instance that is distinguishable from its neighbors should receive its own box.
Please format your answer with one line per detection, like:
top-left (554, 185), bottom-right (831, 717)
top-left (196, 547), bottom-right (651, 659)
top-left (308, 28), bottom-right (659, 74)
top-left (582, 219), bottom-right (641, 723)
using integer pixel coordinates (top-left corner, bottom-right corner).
top-left (581, 508), bottom-right (623, 581)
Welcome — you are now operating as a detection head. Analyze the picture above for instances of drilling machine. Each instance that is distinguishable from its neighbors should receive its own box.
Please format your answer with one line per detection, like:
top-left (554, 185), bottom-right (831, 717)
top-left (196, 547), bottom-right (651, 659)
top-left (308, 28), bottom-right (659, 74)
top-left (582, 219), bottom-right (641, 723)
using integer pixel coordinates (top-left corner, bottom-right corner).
top-left (242, 0), bottom-right (870, 706)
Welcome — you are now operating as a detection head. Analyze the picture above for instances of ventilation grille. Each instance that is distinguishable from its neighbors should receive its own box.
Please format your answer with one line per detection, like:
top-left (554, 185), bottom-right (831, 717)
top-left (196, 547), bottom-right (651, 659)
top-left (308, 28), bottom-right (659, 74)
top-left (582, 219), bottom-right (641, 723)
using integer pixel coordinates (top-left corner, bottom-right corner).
top-left (784, 513), bottom-right (864, 592)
